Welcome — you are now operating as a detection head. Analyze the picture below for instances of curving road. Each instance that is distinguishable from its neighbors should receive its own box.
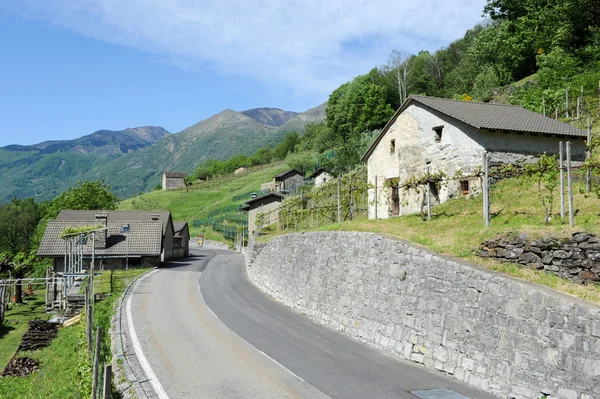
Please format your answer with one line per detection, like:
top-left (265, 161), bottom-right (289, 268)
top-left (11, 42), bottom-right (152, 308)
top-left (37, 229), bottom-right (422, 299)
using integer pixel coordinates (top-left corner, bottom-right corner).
top-left (120, 247), bottom-right (497, 399)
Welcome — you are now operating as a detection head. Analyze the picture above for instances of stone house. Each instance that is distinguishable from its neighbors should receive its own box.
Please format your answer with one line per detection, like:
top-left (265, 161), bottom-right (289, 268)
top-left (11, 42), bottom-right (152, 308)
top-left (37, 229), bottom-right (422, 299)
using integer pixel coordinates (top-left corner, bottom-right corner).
top-left (310, 168), bottom-right (333, 188)
top-left (241, 193), bottom-right (284, 235)
top-left (173, 222), bottom-right (190, 258)
top-left (362, 95), bottom-right (588, 219)
top-left (37, 210), bottom-right (184, 271)
top-left (162, 171), bottom-right (187, 190)
top-left (273, 169), bottom-right (304, 193)
top-left (234, 167), bottom-right (247, 175)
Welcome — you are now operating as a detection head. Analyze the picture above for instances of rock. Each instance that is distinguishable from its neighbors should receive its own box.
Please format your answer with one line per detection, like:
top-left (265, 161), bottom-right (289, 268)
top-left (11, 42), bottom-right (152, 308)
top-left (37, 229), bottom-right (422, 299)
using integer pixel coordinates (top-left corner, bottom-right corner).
top-left (514, 233), bottom-right (529, 245)
top-left (519, 252), bottom-right (541, 264)
top-left (503, 247), bottom-right (524, 259)
top-left (552, 259), bottom-right (581, 268)
top-left (580, 271), bottom-right (600, 281)
top-left (570, 250), bottom-right (584, 260)
top-left (588, 236), bottom-right (600, 244)
top-left (587, 251), bottom-right (600, 260)
top-left (477, 249), bottom-right (492, 258)
top-left (541, 253), bottom-right (553, 264)
top-left (571, 232), bottom-right (590, 243)
top-left (529, 263), bottom-right (544, 270)
top-left (553, 250), bottom-right (571, 259)
top-left (544, 265), bottom-right (560, 272)
top-left (578, 242), bottom-right (600, 250)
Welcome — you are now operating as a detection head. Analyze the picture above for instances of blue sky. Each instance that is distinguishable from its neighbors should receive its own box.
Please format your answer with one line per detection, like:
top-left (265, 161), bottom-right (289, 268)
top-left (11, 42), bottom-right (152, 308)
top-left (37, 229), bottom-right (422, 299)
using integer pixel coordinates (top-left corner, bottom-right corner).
top-left (0, 1), bottom-right (485, 147)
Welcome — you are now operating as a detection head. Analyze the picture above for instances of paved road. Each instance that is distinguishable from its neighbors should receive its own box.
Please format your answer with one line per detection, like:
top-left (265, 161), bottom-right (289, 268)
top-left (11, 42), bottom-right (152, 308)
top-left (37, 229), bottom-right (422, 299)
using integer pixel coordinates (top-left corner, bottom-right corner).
top-left (122, 247), bottom-right (498, 399)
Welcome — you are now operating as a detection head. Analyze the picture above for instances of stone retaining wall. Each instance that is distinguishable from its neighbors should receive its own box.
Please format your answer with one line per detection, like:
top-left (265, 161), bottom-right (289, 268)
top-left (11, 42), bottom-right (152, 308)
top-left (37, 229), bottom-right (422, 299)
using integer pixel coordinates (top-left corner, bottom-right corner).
top-left (246, 232), bottom-right (600, 399)
top-left (478, 232), bottom-right (600, 284)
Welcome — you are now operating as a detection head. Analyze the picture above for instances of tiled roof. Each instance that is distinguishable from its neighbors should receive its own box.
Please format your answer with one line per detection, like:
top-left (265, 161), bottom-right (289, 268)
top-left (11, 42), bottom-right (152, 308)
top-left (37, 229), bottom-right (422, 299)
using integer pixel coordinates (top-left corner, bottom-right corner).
top-left (411, 95), bottom-right (587, 137)
top-left (37, 220), bottom-right (163, 257)
top-left (56, 210), bottom-right (172, 235)
top-left (164, 171), bottom-right (187, 178)
top-left (242, 192), bottom-right (284, 210)
top-left (173, 222), bottom-right (188, 235)
top-left (274, 169), bottom-right (303, 180)
top-left (363, 95), bottom-right (587, 161)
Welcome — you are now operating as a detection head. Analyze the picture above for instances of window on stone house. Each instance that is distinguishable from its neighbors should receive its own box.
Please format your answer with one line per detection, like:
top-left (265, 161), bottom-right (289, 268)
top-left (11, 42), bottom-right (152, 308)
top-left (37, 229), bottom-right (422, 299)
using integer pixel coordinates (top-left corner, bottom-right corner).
top-left (460, 180), bottom-right (470, 195)
top-left (390, 139), bottom-right (396, 154)
top-left (433, 126), bottom-right (443, 142)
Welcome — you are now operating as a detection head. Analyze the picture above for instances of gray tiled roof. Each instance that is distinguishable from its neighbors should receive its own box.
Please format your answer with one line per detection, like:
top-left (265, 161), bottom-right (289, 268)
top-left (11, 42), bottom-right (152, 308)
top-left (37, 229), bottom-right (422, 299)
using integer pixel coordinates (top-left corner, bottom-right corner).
top-left (173, 222), bottom-right (188, 235)
top-left (37, 220), bottom-right (163, 257)
top-left (242, 193), bottom-right (284, 210)
top-left (363, 95), bottom-right (588, 161)
top-left (164, 171), bottom-right (187, 178)
top-left (56, 210), bottom-right (172, 235)
top-left (411, 95), bottom-right (586, 137)
top-left (274, 169), bottom-right (302, 180)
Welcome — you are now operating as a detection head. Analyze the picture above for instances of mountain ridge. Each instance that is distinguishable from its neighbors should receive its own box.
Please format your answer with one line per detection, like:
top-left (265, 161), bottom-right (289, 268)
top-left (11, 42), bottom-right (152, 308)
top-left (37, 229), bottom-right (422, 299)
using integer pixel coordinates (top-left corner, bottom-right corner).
top-left (0, 104), bottom-right (326, 202)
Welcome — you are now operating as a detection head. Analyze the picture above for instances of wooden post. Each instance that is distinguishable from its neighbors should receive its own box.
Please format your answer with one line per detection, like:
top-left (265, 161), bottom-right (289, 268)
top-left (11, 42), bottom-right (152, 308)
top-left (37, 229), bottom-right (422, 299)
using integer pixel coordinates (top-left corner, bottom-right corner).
top-left (559, 141), bottom-right (565, 220)
top-left (337, 176), bottom-right (341, 223)
top-left (426, 167), bottom-right (431, 221)
top-left (349, 190), bottom-right (354, 221)
top-left (566, 87), bottom-right (569, 118)
top-left (482, 152), bottom-right (490, 227)
top-left (92, 327), bottom-right (102, 399)
top-left (587, 116), bottom-right (592, 192)
top-left (566, 141), bottom-right (574, 227)
top-left (374, 176), bottom-right (378, 220)
top-left (102, 365), bottom-right (112, 399)
top-left (85, 285), bottom-right (92, 355)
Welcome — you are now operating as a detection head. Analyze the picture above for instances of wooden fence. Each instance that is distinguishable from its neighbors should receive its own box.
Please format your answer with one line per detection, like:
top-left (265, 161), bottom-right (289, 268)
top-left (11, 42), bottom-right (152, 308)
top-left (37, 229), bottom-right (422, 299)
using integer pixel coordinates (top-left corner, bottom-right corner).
top-left (0, 280), bottom-right (7, 326)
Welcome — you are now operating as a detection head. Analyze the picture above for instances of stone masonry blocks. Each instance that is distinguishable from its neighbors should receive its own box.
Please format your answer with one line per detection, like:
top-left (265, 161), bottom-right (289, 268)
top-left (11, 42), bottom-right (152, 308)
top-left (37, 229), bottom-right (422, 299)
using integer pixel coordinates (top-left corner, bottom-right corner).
top-left (245, 232), bottom-right (600, 399)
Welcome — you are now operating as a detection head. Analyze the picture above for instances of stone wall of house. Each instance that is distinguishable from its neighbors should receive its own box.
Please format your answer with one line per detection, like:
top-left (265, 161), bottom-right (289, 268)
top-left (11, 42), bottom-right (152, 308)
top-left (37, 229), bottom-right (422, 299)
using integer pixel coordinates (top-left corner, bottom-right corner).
top-left (478, 232), bottom-right (600, 284)
top-left (246, 232), bottom-right (600, 399)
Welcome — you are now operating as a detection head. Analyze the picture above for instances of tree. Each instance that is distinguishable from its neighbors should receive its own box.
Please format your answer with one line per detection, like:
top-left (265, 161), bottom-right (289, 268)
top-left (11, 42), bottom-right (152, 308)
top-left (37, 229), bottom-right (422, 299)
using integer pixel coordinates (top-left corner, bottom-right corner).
top-left (0, 252), bottom-right (34, 303)
top-left (251, 147), bottom-right (273, 166)
top-left (387, 50), bottom-right (413, 105)
top-left (297, 122), bottom-right (335, 154)
top-left (0, 199), bottom-right (41, 255)
top-left (273, 132), bottom-right (299, 160)
top-left (285, 151), bottom-right (317, 175)
top-left (44, 181), bottom-right (119, 219)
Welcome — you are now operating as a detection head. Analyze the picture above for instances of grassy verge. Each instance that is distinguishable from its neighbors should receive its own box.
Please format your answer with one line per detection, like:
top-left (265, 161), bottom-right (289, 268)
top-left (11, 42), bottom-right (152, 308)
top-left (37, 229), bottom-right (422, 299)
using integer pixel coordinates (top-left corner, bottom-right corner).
top-left (257, 176), bottom-right (600, 303)
top-left (0, 268), bottom-right (149, 398)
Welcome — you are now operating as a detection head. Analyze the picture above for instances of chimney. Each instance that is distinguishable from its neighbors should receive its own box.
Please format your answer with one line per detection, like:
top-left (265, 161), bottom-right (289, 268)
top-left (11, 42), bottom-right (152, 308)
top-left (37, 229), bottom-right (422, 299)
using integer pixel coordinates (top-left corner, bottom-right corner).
top-left (94, 213), bottom-right (108, 249)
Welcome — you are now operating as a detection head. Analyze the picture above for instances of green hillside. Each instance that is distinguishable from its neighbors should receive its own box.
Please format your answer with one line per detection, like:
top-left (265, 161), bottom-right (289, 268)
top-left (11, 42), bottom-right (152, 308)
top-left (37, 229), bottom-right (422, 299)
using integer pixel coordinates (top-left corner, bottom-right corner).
top-left (118, 163), bottom-right (287, 241)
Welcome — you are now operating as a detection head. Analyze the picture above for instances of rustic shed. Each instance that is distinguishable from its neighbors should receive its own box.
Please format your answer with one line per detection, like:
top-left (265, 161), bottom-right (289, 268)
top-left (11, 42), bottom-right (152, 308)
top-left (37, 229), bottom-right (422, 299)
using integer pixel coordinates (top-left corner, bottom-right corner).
top-left (173, 222), bottom-right (190, 258)
top-left (309, 168), bottom-right (332, 187)
top-left (273, 169), bottom-right (304, 193)
top-left (162, 171), bottom-right (187, 190)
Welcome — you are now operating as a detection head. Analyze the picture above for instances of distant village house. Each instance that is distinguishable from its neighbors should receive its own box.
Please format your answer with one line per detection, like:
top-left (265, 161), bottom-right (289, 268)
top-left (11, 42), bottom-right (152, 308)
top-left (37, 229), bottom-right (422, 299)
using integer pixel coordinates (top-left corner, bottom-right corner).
top-left (362, 95), bottom-right (588, 219)
top-left (241, 193), bottom-right (284, 235)
top-left (273, 169), bottom-right (305, 193)
top-left (310, 168), bottom-right (332, 188)
top-left (162, 171), bottom-right (187, 190)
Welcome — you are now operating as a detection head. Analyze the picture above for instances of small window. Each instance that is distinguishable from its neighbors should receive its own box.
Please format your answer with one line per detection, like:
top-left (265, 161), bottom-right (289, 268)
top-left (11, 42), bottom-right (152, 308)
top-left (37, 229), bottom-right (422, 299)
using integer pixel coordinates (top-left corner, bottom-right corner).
top-left (433, 126), bottom-right (443, 142)
top-left (390, 139), bottom-right (396, 154)
top-left (460, 180), bottom-right (470, 195)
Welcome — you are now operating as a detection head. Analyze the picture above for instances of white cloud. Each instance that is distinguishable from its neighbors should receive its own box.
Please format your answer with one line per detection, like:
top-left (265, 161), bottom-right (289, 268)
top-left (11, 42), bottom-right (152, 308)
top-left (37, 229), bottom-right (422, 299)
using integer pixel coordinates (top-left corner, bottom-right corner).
top-left (10, 0), bottom-right (486, 97)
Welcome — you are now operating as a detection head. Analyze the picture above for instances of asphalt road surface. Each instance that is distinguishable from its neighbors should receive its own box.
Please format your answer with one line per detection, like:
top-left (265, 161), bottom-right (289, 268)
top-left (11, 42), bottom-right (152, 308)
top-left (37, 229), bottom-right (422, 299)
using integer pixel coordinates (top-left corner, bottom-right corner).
top-left (123, 247), bottom-right (498, 399)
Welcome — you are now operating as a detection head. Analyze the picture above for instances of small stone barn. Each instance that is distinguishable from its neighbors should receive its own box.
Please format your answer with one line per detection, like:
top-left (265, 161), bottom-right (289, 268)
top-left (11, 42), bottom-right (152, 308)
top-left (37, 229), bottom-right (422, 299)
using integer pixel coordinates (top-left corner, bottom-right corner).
top-left (309, 168), bottom-right (332, 187)
top-left (273, 169), bottom-right (304, 193)
top-left (162, 171), bottom-right (187, 190)
top-left (37, 210), bottom-right (182, 270)
top-left (173, 222), bottom-right (190, 258)
top-left (362, 95), bottom-right (588, 219)
top-left (241, 193), bottom-right (284, 235)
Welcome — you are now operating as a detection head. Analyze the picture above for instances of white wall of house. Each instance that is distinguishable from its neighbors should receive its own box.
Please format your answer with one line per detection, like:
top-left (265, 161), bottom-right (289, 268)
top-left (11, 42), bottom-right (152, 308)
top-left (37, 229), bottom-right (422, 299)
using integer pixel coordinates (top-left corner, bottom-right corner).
top-left (367, 103), bottom-right (587, 219)
top-left (314, 172), bottom-right (332, 187)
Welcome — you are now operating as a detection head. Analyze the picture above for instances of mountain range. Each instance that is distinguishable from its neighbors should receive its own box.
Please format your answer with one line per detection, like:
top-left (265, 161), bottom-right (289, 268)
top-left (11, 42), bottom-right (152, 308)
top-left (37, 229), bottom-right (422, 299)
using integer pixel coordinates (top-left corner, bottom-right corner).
top-left (0, 104), bottom-right (326, 202)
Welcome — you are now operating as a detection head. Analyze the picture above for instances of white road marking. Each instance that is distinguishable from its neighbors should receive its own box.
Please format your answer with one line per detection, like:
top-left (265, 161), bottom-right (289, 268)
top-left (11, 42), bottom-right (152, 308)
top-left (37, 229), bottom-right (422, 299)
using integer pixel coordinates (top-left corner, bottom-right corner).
top-left (197, 270), bottom-right (307, 384)
top-left (126, 269), bottom-right (170, 399)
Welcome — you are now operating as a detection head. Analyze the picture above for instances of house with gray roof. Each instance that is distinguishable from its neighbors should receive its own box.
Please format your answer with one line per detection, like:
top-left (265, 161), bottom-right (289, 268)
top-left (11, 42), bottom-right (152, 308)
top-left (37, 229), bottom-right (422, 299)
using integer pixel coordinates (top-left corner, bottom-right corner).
top-left (362, 95), bottom-right (588, 219)
top-left (38, 210), bottom-right (185, 270)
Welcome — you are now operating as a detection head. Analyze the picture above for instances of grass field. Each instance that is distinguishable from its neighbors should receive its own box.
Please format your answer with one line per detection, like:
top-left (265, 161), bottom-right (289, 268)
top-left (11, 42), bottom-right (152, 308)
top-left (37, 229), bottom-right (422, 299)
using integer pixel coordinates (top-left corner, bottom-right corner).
top-left (119, 162), bottom-right (287, 242)
top-left (0, 292), bottom-right (49, 370)
top-left (0, 268), bottom-right (149, 399)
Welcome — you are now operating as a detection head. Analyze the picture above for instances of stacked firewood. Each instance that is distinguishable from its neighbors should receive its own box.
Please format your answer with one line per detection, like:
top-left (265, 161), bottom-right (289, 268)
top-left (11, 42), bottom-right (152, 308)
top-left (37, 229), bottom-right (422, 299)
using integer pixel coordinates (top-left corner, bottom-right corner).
top-left (18, 319), bottom-right (58, 351)
top-left (2, 357), bottom-right (39, 377)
